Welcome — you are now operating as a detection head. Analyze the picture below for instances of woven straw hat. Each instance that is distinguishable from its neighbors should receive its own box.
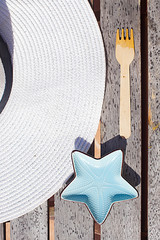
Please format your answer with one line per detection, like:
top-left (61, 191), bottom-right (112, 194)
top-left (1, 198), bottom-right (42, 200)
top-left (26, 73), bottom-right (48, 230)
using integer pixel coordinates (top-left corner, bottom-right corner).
top-left (0, 0), bottom-right (105, 222)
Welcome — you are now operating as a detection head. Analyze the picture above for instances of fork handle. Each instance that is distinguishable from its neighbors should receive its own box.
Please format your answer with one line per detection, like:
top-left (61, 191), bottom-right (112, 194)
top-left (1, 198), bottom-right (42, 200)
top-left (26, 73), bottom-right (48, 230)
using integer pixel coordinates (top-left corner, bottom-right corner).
top-left (120, 64), bottom-right (131, 139)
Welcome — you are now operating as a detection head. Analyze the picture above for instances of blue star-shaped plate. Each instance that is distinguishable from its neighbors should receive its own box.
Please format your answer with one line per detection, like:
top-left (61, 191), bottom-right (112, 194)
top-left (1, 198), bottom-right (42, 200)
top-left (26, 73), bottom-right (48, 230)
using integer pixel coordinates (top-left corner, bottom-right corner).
top-left (61, 150), bottom-right (138, 224)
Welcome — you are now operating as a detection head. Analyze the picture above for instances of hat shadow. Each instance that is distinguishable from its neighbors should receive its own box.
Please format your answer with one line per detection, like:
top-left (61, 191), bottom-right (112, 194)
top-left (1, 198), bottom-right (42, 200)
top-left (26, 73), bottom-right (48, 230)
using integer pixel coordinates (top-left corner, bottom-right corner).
top-left (0, 0), bottom-right (13, 113)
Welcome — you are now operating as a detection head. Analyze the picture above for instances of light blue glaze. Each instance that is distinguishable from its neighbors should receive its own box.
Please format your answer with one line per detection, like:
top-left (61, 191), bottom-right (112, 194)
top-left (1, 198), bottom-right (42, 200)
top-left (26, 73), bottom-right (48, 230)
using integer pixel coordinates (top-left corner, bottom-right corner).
top-left (61, 150), bottom-right (138, 224)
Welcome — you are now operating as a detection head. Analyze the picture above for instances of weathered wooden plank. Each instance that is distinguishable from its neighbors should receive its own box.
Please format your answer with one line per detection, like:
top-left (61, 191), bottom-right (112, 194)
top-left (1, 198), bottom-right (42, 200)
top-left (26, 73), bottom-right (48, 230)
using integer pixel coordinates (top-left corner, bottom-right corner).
top-left (148, 1), bottom-right (160, 239)
top-left (10, 202), bottom-right (48, 240)
top-left (54, 142), bottom-right (94, 240)
top-left (48, 197), bottom-right (54, 240)
top-left (5, 222), bottom-right (10, 240)
top-left (0, 224), bottom-right (4, 240)
top-left (100, 0), bottom-right (141, 239)
top-left (54, 188), bottom-right (93, 240)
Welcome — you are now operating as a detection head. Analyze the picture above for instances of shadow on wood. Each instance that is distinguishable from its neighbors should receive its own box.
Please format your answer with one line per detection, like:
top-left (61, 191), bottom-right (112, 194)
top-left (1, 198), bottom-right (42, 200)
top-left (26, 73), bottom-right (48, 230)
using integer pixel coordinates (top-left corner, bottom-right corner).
top-left (101, 135), bottom-right (140, 188)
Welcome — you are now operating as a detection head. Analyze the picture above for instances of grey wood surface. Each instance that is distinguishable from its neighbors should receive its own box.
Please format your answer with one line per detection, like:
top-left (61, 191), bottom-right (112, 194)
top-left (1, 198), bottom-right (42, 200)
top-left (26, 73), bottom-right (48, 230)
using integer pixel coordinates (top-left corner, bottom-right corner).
top-left (10, 202), bottom-right (48, 240)
top-left (100, 0), bottom-right (141, 239)
top-left (54, 188), bottom-right (93, 240)
top-left (0, 224), bottom-right (4, 240)
top-left (148, 1), bottom-right (160, 239)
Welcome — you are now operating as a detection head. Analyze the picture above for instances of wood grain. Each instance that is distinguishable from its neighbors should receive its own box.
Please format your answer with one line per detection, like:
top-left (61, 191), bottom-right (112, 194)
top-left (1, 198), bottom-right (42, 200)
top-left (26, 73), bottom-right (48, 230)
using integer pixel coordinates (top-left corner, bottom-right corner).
top-left (49, 206), bottom-right (54, 240)
top-left (54, 190), bottom-right (93, 240)
top-left (0, 224), bottom-right (4, 240)
top-left (49, 197), bottom-right (55, 240)
top-left (100, 0), bottom-right (141, 239)
top-left (54, 141), bottom-right (94, 239)
top-left (148, 0), bottom-right (160, 239)
top-left (94, 122), bottom-right (101, 159)
top-left (10, 202), bottom-right (48, 240)
top-left (5, 223), bottom-right (10, 240)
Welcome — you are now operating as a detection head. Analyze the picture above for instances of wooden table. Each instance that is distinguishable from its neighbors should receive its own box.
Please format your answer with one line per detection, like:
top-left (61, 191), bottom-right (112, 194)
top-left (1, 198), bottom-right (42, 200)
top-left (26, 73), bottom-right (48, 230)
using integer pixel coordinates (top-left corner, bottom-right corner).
top-left (0, 0), bottom-right (159, 239)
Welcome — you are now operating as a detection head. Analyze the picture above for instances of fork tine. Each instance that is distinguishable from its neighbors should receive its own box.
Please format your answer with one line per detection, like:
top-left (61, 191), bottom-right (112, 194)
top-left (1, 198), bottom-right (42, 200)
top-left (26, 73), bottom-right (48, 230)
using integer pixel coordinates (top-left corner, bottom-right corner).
top-left (121, 28), bottom-right (124, 39)
top-left (116, 28), bottom-right (120, 44)
top-left (130, 28), bottom-right (134, 41)
top-left (126, 28), bottom-right (129, 39)
top-left (130, 28), bottom-right (134, 48)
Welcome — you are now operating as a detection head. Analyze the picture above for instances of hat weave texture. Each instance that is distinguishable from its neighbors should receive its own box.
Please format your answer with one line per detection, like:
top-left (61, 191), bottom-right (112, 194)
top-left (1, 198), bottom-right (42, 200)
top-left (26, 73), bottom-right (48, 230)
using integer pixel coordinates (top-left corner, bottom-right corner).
top-left (0, 0), bottom-right (105, 222)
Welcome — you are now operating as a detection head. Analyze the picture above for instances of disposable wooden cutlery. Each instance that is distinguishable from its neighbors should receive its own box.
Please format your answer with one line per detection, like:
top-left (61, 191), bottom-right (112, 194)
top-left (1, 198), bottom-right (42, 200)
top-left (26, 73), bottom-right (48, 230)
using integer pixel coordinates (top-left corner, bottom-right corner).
top-left (116, 28), bottom-right (135, 139)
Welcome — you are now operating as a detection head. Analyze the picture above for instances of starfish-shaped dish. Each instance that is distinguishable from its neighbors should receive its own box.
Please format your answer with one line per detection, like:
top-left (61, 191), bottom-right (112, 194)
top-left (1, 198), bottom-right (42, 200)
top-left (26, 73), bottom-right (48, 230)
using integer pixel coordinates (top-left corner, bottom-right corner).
top-left (61, 150), bottom-right (138, 224)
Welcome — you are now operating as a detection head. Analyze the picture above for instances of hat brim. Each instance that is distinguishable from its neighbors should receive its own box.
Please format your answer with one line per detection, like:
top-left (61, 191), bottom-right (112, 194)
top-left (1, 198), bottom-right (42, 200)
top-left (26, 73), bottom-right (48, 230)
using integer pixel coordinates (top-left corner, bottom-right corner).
top-left (0, 0), bottom-right (105, 222)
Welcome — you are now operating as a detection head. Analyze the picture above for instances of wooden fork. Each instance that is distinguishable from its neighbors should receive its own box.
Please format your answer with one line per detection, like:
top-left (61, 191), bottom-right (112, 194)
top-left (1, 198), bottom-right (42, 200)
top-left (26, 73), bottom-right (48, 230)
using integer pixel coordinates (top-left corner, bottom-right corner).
top-left (116, 28), bottom-right (135, 139)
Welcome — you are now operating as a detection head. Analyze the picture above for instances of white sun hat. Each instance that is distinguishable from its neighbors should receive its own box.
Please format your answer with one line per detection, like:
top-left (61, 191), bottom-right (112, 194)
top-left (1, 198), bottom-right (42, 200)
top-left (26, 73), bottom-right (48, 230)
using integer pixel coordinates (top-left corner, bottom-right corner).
top-left (0, 0), bottom-right (105, 222)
